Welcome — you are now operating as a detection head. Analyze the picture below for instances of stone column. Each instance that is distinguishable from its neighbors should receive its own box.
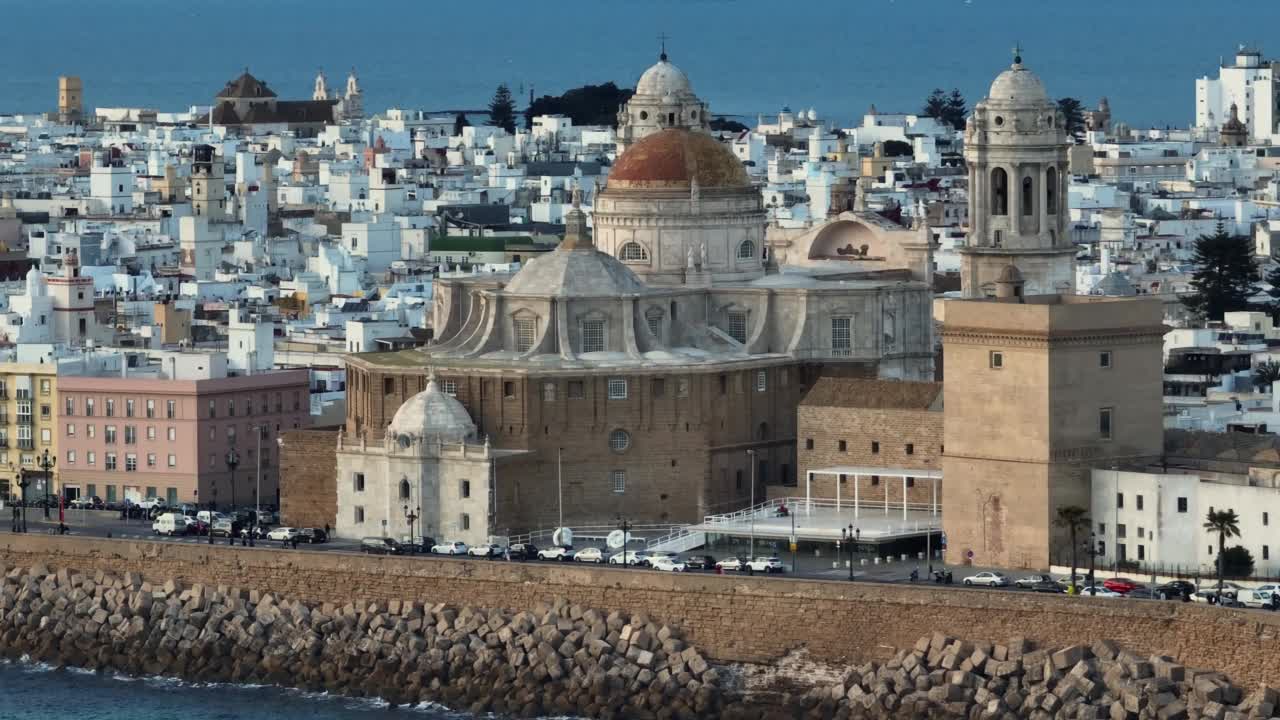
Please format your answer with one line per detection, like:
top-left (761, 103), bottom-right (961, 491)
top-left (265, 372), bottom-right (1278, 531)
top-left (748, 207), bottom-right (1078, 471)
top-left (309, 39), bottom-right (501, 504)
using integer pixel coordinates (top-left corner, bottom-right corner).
top-left (1038, 163), bottom-right (1050, 243)
top-left (1009, 163), bottom-right (1021, 234)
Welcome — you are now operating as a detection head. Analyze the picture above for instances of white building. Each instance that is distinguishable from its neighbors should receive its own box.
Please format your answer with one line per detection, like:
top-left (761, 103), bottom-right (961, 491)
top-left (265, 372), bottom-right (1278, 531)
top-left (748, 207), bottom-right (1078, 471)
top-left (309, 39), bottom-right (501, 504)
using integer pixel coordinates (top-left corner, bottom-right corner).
top-left (227, 305), bottom-right (275, 374)
top-left (1196, 48), bottom-right (1278, 143)
top-left (1091, 466), bottom-right (1280, 575)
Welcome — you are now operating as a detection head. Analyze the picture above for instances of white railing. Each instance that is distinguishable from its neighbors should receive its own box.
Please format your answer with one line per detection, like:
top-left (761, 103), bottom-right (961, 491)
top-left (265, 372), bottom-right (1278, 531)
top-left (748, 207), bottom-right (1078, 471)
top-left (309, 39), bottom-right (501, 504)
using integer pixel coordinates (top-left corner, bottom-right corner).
top-left (505, 522), bottom-right (683, 547)
top-left (645, 527), bottom-right (707, 553)
top-left (703, 497), bottom-right (938, 526)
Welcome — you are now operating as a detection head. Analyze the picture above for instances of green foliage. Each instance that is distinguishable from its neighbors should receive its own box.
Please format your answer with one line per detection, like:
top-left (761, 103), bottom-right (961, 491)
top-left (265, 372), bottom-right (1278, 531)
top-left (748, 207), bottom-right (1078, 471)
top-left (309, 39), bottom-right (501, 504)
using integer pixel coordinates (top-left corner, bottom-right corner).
top-left (1181, 222), bottom-right (1260, 321)
top-left (709, 116), bottom-right (748, 133)
top-left (1054, 505), bottom-right (1089, 592)
top-left (1254, 360), bottom-right (1280, 392)
top-left (922, 88), bottom-right (967, 130)
top-left (1057, 97), bottom-right (1085, 139)
top-left (524, 82), bottom-right (634, 129)
top-left (453, 113), bottom-right (470, 136)
top-left (883, 140), bottom-right (913, 157)
top-left (1204, 508), bottom-right (1243, 590)
top-left (1221, 545), bottom-right (1255, 578)
top-left (487, 84), bottom-right (517, 134)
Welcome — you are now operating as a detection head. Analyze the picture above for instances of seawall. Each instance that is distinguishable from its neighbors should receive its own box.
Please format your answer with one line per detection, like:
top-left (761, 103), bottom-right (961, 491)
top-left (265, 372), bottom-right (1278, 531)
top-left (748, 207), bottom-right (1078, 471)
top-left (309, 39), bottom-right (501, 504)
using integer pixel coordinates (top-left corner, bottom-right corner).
top-left (2, 534), bottom-right (1280, 687)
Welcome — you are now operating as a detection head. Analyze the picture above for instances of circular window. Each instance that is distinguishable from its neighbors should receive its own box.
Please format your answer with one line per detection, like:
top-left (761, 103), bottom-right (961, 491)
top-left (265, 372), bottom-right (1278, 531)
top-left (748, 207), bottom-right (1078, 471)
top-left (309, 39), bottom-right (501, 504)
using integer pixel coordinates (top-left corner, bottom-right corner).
top-left (639, 111), bottom-right (648, 120)
top-left (398, 434), bottom-right (413, 449)
top-left (690, 110), bottom-right (698, 120)
top-left (609, 429), bottom-right (631, 452)
top-left (994, 116), bottom-right (1004, 127)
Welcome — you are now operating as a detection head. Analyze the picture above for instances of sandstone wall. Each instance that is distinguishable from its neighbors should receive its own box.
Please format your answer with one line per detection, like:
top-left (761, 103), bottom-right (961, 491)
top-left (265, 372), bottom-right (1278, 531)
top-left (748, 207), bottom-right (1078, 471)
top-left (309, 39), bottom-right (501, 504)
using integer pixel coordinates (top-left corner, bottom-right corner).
top-left (2, 534), bottom-right (1279, 687)
top-left (278, 428), bottom-right (339, 529)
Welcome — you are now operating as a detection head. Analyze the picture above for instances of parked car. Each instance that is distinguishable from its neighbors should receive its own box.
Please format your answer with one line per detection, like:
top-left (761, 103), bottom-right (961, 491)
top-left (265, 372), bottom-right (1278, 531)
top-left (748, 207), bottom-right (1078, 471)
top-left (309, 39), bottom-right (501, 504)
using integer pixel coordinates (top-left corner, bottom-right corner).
top-left (238, 525), bottom-right (268, 540)
top-left (1152, 580), bottom-right (1197, 600)
top-left (468, 543), bottom-right (504, 558)
top-left (296, 528), bottom-right (328, 544)
top-left (152, 512), bottom-right (192, 536)
top-left (197, 510), bottom-right (228, 525)
top-left (650, 556), bottom-right (688, 572)
top-left (69, 496), bottom-right (102, 510)
top-left (188, 520), bottom-right (210, 536)
top-left (361, 537), bottom-right (405, 555)
top-left (1031, 580), bottom-right (1065, 594)
top-left (537, 546), bottom-right (572, 561)
top-left (431, 540), bottom-right (469, 555)
top-left (1239, 585), bottom-right (1280, 609)
top-left (683, 554), bottom-right (717, 571)
top-left (641, 550), bottom-right (678, 568)
top-left (1078, 585), bottom-right (1122, 598)
top-left (210, 519), bottom-right (241, 538)
top-left (609, 551), bottom-right (642, 565)
top-left (1102, 578), bottom-right (1144, 594)
top-left (963, 571), bottom-right (1009, 587)
top-left (714, 557), bottom-right (745, 572)
top-left (746, 557), bottom-right (784, 574)
top-left (507, 542), bottom-right (538, 561)
top-left (573, 547), bottom-right (605, 563)
top-left (1014, 574), bottom-right (1056, 589)
top-left (266, 527), bottom-right (301, 542)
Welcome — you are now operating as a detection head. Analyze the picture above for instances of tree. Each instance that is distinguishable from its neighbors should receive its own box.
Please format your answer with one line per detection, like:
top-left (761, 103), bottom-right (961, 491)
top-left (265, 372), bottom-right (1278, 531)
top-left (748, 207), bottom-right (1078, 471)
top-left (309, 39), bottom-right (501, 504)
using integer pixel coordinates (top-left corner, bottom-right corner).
top-left (1181, 222), bottom-right (1260, 321)
top-left (1054, 505), bottom-right (1090, 594)
top-left (487, 84), bottom-right (517, 134)
top-left (883, 140), bottom-right (913, 157)
top-left (453, 113), bottom-right (470, 136)
top-left (922, 88), bottom-right (967, 130)
top-left (1057, 97), bottom-right (1085, 140)
top-left (1203, 508), bottom-right (1242, 597)
top-left (1220, 546), bottom-right (1255, 579)
top-left (1253, 360), bottom-right (1280, 392)
top-left (524, 82), bottom-right (634, 129)
top-left (709, 116), bottom-right (748, 133)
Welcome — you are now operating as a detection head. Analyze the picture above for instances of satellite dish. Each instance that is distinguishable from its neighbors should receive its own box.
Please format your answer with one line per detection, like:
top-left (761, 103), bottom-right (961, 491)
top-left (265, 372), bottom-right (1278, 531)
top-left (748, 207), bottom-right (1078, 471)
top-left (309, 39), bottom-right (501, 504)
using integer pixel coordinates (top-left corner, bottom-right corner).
top-left (552, 527), bottom-right (573, 547)
top-left (606, 529), bottom-right (626, 550)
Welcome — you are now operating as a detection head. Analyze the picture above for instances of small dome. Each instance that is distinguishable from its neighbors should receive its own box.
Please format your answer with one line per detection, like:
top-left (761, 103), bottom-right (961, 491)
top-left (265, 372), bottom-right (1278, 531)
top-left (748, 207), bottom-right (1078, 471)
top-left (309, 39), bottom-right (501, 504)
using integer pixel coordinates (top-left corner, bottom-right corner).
top-left (636, 58), bottom-right (693, 98)
top-left (504, 246), bottom-right (647, 298)
top-left (388, 379), bottom-right (477, 443)
top-left (987, 62), bottom-right (1049, 105)
top-left (609, 129), bottom-right (749, 190)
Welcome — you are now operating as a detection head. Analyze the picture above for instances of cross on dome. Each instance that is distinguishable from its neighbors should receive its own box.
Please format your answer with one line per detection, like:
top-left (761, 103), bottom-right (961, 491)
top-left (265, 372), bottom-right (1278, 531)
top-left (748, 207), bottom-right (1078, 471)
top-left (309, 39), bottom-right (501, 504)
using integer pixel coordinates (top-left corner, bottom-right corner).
top-left (1012, 43), bottom-right (1023, 66)
top-left (658, 32), bottom-right (670, 61)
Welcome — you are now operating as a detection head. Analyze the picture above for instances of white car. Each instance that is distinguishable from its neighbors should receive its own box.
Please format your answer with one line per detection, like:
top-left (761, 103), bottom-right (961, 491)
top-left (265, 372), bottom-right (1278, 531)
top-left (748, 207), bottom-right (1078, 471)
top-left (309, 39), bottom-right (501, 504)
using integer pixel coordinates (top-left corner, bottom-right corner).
top-left (650, 556), bottom-right (687, 572)
top-left (608, 550), bottom-right (642, 565)
top-left (467, 543), bottom-right (503, 558)
top-left (641, 550), bottom-right (678, 567)
top-left (266, 527), bottom-right (300, 542)
top-left (714, 557), bottom-right (745, 572)
top-left (573, 547), bottom-right (605, 563)
top-left (1239, 585), bottom-right (1280, 608)
top-left (432, 541), bottom-right (469, 555)
top-left (1078, 585), bottom-right (1121, 598)
top-left (535, 545), bottom-right (572, 561)
top-left (746, 557), bottom-right (784, 573)
top-left (962, 571), bottom-right (1009, 587)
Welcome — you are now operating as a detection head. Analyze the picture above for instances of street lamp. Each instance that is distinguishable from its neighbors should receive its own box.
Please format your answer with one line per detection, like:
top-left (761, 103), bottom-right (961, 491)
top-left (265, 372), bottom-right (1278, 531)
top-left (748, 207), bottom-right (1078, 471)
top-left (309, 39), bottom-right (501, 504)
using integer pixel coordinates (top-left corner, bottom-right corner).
top-left (251, 425), bottom-right (264, 547)
top-left (616, 514), bottom-right (632, 568)
top-left (15, 468), bottom-right (31, 533)
top-left (1086, 532), bottom-right (1099, 597)
top-left (39, 449), bottom-right (55, 520)
top-left (404, 504), bottom-right (420, 550)
top-left (225, 448), bottom-right (240, 513)
top-left (840, 525), bottom-right (860, 581)
top-left (746, 449), bottom-right (756, 561)
top-left (207, 484), bottom-right (218, 545)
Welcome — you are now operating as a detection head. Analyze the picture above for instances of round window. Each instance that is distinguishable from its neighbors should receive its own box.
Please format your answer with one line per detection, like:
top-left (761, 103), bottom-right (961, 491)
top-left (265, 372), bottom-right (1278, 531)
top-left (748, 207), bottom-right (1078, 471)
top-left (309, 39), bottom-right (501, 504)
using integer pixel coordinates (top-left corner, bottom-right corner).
top-left (609, 429), bottom-right (631, 452)
top-left (994, 116), bottom-right (1004, 127)
top-left (690, 110), bottom-right (698, 120)
top-left (639, 111), bottom-right (649, 120)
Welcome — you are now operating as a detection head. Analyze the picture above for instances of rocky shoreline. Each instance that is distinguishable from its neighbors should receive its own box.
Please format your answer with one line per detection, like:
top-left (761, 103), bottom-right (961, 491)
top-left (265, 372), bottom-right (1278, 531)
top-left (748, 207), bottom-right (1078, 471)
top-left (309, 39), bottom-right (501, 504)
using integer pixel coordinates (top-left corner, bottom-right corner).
top-left (0, 563), bottom-right (739, 720)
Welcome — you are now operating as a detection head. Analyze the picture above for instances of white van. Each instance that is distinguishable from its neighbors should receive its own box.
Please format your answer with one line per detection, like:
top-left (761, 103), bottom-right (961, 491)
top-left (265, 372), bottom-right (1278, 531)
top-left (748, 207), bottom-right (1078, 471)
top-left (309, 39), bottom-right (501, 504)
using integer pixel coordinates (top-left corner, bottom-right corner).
top-left (152, 513), bottom-right (190, 536)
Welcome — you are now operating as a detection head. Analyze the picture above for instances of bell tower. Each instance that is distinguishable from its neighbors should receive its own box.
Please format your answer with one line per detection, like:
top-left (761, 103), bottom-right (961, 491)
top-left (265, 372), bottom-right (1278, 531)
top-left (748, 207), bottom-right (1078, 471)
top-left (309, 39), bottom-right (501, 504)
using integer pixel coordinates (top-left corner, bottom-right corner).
top-left (960, 48), bottom-right (1074, 297)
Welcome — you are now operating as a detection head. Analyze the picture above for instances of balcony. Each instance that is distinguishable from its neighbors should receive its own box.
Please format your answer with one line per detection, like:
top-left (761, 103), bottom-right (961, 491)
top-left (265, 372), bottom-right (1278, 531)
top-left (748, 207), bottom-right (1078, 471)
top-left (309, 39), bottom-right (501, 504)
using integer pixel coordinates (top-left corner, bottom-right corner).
top-left (15, 415), bottom-right (32, 426)
top-left (17, 440), bottom-right (34, 450)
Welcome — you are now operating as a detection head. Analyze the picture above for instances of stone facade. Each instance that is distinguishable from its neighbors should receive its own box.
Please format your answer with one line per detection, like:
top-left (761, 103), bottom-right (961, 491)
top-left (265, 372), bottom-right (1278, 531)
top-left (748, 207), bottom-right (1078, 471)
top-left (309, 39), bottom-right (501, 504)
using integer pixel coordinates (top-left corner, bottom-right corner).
top-left (939, 295), bottom-right (1167, 569)
top-left (5, 533), bottom-right (1280, 690)
top-left (796, 376), bottom-right (944, 507)
top-left (961, 54), bottom-right (1074, 297)
top-left (278, 428), bottom-right (338, 530)
top-left (616, 53), bottom-right (709, 152)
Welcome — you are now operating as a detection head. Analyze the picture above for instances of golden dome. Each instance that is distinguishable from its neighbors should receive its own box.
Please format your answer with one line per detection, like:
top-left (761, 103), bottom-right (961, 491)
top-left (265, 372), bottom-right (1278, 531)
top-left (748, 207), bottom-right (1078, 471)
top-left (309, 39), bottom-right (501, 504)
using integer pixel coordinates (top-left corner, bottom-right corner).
top-left (609, 129), bottom-right (749, 190)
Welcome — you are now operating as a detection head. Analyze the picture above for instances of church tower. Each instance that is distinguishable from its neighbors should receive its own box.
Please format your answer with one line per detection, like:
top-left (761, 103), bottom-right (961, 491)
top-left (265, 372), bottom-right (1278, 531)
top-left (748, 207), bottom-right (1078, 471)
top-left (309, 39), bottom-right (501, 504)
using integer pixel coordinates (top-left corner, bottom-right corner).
top-left (343, 69), bottom-right (364, 121)
top-left (960, 50), bottom-right (1074, 297)
top-left (313, 70), bottom-right (329, 101)
top-left (191, 144), bottom-right (226, 221)
top-left (616, 45), bottom-right (710, 152)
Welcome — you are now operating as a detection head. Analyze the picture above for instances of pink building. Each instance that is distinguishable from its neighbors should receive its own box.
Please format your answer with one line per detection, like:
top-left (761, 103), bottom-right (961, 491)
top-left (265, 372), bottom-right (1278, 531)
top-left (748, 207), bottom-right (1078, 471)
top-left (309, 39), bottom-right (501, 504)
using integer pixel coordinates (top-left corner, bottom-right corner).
top-left (58, 369), bottom-right (310, 509)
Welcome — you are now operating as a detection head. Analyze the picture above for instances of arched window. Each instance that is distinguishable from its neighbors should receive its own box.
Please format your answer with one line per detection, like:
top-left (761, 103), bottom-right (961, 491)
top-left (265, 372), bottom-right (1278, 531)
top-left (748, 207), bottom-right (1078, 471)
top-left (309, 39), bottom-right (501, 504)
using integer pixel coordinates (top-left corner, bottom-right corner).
top-left (619, 242), bottom-right (649, 261)
top-left (1021, 176), bottom-right (1034, 216)
top-left (398, 478), bottom-right (410, 500)
top-left (1045, 167), bottom-right (1058, 214)
top-left (991, 168), bottom-right (1008, 215)
top-left (737, 240), bottom-right (756, 259)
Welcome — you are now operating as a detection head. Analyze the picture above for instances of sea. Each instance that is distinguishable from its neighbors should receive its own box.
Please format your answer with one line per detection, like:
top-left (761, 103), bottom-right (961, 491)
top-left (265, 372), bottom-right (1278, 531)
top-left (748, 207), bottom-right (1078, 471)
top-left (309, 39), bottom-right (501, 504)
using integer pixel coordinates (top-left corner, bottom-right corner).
top-left (2, 0), bottom-right (1280, 128)
top-left (0, 658), bottom-right (482, 720)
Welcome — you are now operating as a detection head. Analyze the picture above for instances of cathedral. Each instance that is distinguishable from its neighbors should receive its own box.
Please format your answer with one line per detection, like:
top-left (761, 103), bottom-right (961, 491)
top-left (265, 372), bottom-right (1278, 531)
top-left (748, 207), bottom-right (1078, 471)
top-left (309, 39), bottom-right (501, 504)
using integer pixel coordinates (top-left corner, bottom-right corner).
top-left (337, 52), bottom-right (937, 544)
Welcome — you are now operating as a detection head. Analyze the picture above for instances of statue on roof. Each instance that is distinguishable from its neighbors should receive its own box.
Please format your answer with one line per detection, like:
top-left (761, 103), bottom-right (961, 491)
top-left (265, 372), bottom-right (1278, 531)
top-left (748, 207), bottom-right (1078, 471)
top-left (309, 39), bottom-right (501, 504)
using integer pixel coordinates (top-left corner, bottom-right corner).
top-left (570, 181), bottom-right (582, 209)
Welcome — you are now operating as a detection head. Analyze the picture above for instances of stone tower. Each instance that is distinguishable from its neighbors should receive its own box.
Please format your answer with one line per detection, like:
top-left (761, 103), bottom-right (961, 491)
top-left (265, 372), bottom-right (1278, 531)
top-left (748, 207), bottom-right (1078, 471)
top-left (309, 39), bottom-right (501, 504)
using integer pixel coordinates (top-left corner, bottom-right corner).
top-left (191, 144), bottom-right (226, 221)
top-left (960, 50), bottom-right (1074, 297)
top-left (1220, 103), bottom-right (1248, 147)
top-left (343, 69), bottom-right (363, 121)
top-left (313, 70), bottom-right (329, 101)
top-left (616, 48), bottom-right (710, 153)
top-left (58, 76), bottom-right (83, 125)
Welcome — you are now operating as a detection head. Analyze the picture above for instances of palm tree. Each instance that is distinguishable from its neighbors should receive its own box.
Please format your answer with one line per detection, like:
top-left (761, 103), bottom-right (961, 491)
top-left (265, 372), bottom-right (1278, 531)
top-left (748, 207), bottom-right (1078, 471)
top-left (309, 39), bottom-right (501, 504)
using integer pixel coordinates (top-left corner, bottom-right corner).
top-left (1054, 506), bottom-right (1090, 594)
top-left (1204, 509), bottom-right (1242, 597)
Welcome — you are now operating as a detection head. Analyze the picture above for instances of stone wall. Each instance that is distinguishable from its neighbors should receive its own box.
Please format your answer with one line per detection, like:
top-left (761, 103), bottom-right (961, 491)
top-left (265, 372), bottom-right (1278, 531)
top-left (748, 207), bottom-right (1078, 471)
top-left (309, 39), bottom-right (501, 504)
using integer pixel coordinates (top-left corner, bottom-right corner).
top-left (2, 534), bottom-right (1280, 688)
top-left (798, 404), bottom-right (943, 507)
top-left (279, 428), bottom-right (339, 529)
